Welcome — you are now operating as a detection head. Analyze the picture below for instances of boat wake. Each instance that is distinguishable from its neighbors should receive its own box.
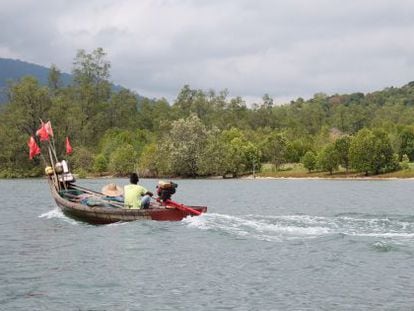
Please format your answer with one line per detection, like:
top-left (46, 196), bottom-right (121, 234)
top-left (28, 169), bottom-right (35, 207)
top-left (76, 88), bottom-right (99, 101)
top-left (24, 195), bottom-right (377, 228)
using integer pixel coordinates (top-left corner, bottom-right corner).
top-left (183, 213), bottom-right (414, 242)
top-left (38, 207), bottom-right (79, 225)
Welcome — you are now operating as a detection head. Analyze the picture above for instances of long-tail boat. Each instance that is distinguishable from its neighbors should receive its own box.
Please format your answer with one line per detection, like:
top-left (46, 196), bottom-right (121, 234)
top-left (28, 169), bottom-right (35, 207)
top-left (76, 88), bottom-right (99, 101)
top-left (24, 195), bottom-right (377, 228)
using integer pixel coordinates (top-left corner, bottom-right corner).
top-left (32, 120), bottom-right (206, 224)
top-left (48, 177), bottom-right (207, 224)
top-left (27, 120), bottom-right (207, 224)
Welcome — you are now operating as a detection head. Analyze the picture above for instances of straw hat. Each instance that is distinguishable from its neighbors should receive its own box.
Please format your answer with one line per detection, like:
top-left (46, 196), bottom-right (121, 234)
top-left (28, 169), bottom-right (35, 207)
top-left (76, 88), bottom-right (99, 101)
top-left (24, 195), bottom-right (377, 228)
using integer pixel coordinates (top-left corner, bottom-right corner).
top-left (101, 183), bottom-right (123, 197)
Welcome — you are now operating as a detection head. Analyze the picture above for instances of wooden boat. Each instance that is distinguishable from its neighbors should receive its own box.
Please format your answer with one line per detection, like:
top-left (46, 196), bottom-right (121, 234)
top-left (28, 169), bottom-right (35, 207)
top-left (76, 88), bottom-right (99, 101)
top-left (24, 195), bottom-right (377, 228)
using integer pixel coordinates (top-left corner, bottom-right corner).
top-left (32, 120), bottom-right (206, 224)
top-left (48, 178), bottom-right (207, 224)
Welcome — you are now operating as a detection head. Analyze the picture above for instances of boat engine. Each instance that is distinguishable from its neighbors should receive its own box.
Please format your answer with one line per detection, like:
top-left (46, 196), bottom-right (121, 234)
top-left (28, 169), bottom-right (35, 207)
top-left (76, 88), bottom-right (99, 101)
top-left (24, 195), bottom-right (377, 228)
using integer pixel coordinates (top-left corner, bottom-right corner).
top-left (157, 181), bottom-right (178, 201)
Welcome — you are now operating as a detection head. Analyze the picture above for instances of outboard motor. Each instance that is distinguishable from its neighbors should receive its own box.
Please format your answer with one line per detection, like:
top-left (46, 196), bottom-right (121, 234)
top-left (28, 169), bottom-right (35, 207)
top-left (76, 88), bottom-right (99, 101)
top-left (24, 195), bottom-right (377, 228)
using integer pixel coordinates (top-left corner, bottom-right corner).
top-left (157, 181), bottom-right (178, 201)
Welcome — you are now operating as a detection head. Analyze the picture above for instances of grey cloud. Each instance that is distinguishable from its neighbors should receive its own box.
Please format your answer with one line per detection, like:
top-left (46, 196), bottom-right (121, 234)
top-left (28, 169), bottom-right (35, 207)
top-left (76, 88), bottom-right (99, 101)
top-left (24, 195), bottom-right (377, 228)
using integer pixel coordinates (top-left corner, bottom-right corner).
top-left (1, 0), bottom-right (414, 103)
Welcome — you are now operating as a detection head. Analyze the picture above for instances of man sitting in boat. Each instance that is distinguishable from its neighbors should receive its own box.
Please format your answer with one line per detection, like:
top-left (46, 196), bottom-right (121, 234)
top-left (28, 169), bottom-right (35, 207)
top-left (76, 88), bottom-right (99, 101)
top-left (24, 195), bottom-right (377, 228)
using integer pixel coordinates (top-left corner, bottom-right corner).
top-left (101, 183), bottom-right (124, 202)
top-left (124, 173), bottom-right (153, 209)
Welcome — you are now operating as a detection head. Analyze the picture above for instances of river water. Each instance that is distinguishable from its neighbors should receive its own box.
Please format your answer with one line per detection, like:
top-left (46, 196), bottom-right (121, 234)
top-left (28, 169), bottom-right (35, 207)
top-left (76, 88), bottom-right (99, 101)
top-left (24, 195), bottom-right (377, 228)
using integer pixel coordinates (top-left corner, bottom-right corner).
top-left (1, 178), bottom-right (414, 310)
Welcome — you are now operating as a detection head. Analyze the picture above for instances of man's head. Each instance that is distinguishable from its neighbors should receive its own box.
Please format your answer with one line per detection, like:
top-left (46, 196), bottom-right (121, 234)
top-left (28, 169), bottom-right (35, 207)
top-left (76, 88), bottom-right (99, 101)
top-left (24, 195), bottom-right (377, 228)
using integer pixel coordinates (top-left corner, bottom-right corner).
top-left (130, 173), bottom-right (139, 184)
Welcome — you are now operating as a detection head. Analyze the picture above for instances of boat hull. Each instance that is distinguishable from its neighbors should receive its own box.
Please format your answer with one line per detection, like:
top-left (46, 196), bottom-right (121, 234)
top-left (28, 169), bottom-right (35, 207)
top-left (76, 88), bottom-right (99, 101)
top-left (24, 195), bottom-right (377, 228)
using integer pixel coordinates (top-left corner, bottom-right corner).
top-left (49, 179), bottom-right (207, 224)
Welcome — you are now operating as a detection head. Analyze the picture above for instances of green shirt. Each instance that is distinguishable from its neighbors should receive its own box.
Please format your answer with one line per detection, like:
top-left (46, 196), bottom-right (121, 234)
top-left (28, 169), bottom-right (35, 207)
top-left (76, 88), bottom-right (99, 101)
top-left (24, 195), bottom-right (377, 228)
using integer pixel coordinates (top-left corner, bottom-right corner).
top-left (124, 184), bottom-right (148, 209)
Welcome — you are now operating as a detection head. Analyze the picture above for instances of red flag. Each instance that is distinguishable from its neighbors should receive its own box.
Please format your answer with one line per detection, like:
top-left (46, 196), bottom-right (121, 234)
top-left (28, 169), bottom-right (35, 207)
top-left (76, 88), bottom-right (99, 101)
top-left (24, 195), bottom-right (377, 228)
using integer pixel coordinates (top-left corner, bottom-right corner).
top-left (27, 136), bottom-right (41, 160)
top-left (45, 121), bottom-right (54, 137)
top-left (36, 121), bottom-right (49, 141)
top-left (65, 137), bottom-right (73, 155)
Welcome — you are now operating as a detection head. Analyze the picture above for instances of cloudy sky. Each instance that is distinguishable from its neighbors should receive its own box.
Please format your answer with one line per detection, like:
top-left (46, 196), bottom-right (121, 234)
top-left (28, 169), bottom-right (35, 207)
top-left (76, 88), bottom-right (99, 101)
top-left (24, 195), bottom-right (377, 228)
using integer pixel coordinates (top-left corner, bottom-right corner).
top-left (1, 0), bottom-right (414, 104)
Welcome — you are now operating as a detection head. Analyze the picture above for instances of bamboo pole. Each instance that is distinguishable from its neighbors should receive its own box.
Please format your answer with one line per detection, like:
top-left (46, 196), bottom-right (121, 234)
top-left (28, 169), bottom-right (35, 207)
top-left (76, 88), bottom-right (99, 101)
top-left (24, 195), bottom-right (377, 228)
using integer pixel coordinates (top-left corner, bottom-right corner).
top-left (48, 145), bottom-right (61, 192)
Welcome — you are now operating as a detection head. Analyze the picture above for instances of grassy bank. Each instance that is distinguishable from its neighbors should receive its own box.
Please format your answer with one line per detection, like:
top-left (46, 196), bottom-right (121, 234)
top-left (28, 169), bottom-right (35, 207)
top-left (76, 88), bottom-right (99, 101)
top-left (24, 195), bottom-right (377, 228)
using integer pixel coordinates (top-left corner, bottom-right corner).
top-left (256, 163), bottom-right (414, 179)
top-left (4, 163), bottom-right (414, 180)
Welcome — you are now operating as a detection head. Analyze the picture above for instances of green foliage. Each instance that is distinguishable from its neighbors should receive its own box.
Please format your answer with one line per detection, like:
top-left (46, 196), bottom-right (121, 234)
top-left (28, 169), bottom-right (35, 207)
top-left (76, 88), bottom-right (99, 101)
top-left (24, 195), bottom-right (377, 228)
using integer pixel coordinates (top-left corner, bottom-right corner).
top-left (48, 64), bottom-right (63, 93)
top-left (107, 90), bottom-right (139, 129)
top-left (137, 143), bottom-right (160, 177)
top-left (197, 129), bottom-right (230, 176)
top-left (71, 48), bottom-right (112, 145)
top-left (350, 128), bottom-right (395, 175)
top-left (334, 135), bottom-right (352, 171)
top-left (6, 76), bottom-right (51, 136)
top-left (401, 154), bottom-right (410, 170)
top-left (302, 151), bottom-right (317, 172)
top-left (136, 98), bottom-right (172, 131)
top-left (349, 129), bottom-right (374, 175)
top-left (72, 48), bottom-right (111, 98)
top-left (285, 138), bottom-right (313, 163)
top-left (0, 78), bottom-right (52, 176)
top-left (158, 115), bottom-right (208, 177)
top-left (108, 144), bottom-right (137, 175)
top-left (372, 130), bottom-right (396, 174)
top-left (76, 168), bottom-right (88, 179)
top-left (69, 146), bottom-right (95, 172)
top-left (317, 144), bottom-right (339, 174)
top-left (199, 128), bottom-right (260, 177)
top-left (5, 48), bottom-right (414, 178)
top-left (402, 154), bottom-right (410, 162)
top-left (260, 132), bottom-right (288, 171)
top-left (99, 128), bottom-right (150, 160)
top-left (399, 127), bottom-right (414, 161)
top-left (93, 154), bottom-right (108, 174)
top-left (224, 137), bottom-right (247, 177)
top-left (243, 141), bottom-right (261, 174)
top-left (388, 153), bottom-right (401, 172)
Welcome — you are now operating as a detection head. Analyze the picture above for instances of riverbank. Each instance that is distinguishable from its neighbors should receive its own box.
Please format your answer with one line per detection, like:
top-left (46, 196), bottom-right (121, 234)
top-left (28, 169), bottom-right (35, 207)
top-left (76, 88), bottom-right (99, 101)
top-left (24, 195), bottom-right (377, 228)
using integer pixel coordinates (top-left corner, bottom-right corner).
top-left (3, 167), bottom-right (414, 180)
top-left (248, 169), bottom-right (414, 180)
top-left (244, 162), bottom-right (414, 180)
top-left (82, 171), bottom-right (414, 180)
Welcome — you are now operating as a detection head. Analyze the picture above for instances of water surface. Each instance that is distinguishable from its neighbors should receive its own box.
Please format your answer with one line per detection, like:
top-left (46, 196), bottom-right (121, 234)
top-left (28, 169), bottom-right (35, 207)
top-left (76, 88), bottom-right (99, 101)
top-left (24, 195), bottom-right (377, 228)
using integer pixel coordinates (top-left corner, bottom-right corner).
top-left (1, 178), bottom-right (414, 310)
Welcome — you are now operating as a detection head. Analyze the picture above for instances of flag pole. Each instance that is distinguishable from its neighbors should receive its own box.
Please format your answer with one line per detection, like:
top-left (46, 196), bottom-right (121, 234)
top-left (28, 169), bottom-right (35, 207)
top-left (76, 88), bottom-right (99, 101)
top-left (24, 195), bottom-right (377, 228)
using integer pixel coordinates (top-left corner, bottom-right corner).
top-left (50, 137), bottom-right (58, 163)
top-left (41, 119), bottom-right (58, 162)
top-left (48, 145), bottom-right (60, 191)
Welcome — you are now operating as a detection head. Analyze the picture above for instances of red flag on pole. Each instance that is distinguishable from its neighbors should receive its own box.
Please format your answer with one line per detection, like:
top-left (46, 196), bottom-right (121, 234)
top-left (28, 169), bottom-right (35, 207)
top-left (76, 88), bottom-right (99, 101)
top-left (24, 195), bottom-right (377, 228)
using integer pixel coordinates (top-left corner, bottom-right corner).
top-left (45, 121), bottom-right (54, 137)
top-left (27, 136), bottom-right (41, 159)
top-left (65, 137), bottom-right (73, 155)
top-left (36, 121), bottom-right (49, 141)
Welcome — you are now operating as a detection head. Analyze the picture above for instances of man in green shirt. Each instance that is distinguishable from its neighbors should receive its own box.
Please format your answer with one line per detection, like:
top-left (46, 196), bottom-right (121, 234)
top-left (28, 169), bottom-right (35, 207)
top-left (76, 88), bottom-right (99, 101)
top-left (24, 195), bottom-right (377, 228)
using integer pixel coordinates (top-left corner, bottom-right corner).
top-left (124, 173), bottom-right (153, 209)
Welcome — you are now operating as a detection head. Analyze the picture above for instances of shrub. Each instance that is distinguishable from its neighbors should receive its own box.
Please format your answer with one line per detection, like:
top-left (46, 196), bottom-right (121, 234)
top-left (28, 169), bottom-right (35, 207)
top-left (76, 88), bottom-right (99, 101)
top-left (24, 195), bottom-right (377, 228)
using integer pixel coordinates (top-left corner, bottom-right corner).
top-left (302, 151), bottom-right (317, 172)
top-left (109, 144), bottom-right (137, 176)
top-left (401, 154), bottom-right (410, 170)
top-left (93, 154), bottom-right (108, 175)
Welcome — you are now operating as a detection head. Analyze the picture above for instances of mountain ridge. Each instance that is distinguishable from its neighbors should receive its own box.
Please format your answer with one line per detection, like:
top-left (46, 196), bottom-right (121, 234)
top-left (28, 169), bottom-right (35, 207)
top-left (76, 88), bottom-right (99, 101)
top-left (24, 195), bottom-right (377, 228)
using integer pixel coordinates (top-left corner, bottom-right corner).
top-left (0, 58), bottom-right (127, 103)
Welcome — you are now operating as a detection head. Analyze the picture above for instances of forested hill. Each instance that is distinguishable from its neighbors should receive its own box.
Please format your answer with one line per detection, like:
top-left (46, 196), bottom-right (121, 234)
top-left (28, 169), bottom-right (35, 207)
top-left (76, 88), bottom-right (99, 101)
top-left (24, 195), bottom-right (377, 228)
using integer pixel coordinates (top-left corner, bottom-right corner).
top-left (2, 48), bottom-right (414, 178)
top-left (0, 58), bottom-right (72, 103)
top-left (0, 57), bottom-right (126, 103)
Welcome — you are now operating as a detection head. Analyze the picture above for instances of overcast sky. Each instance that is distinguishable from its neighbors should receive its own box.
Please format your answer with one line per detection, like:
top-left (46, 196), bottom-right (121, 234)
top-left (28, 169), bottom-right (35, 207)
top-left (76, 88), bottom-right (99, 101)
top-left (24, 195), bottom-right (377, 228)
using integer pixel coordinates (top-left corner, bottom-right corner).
top-left (1, 0), bottom-right (414, 104)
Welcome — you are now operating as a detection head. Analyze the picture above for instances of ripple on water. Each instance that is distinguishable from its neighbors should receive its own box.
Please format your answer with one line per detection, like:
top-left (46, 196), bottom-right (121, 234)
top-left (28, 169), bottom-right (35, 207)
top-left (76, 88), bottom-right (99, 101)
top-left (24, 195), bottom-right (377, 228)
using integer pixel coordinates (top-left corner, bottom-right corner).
top-left (3, 179), bottom-right (414, 309)
top-left (183, 212), bottom-right (414, 244)
top-left (371, 241), bottom-right (397, 252)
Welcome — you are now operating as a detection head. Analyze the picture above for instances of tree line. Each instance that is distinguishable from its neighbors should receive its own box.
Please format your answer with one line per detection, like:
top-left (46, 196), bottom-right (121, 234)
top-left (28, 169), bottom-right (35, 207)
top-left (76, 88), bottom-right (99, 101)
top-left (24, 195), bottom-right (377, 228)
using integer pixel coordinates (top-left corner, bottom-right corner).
top-left (1, 48), bottom-right (414, 178)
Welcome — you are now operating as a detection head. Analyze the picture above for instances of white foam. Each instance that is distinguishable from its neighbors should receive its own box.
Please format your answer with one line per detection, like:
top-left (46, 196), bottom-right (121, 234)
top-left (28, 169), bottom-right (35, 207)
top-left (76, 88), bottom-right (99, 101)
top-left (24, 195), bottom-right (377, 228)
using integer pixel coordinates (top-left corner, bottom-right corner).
top-left (184, 213), bottom-right (414, 242)
top-left (350, 232), bottom-right (414, 238)
top-left (39, 207), bottom-right (65, 219)
top-left (106, 221), bottom-right (130, 227)
top-left (38, 207), bottom-right (79, 225)
top-left (184, 213), bottom-right (331, 241)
